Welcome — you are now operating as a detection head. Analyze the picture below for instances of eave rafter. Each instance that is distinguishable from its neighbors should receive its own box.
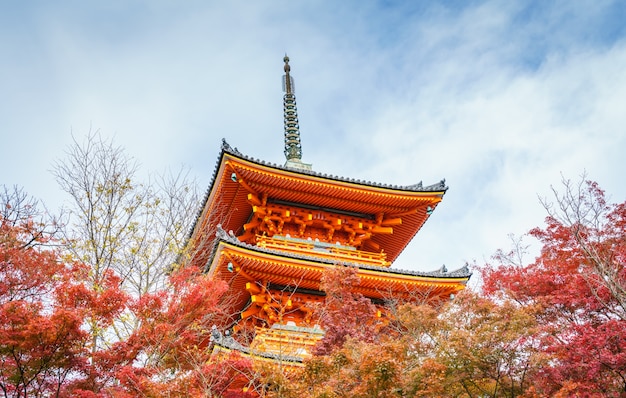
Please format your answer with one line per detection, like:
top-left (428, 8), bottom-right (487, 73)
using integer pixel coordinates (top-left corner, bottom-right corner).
top-left (210, 242), bottom-right (469, 304)
top-left (224, 157), bottom-right (443, 255)
top-left (193, 151), bottom-right (446, 263)
top-left (241, 284), bottom-right (322, 326)
top-left (242, 201), bottom-right (399, 248)
top-left (227, 156), bottom-right (445, 211)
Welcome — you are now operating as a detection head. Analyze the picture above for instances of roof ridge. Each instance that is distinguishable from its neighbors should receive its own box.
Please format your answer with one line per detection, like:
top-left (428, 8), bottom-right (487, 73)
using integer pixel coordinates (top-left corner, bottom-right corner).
top-left (220, 139), bottom-right (448, 192)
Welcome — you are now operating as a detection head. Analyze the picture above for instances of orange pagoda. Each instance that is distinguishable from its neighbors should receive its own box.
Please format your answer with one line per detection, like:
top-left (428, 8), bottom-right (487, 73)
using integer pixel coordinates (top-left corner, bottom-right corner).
top-left (184, 56), bottom-right (471, 367)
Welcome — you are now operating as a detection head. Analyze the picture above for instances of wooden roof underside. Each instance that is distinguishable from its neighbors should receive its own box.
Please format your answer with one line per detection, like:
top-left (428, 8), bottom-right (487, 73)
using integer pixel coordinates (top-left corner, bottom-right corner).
top-left (208, 238), bottom-right (470, 317)
top-left (189, 143), bottom-right (448, 268)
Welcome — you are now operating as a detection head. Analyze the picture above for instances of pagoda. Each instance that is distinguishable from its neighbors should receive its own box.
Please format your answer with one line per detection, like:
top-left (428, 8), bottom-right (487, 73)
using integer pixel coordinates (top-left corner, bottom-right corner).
top-left (183, 56), bottom-right (471, 368)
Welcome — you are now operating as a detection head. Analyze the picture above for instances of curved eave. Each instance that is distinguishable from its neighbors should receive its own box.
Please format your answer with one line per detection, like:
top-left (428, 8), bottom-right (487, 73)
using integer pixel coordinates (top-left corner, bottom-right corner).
top-left (227, 154), bottom-right (445, 212)
top-left (220, 140), bottom-right (447, 194)
top-left (187, 140), bottom-right (448, 265)
top-left (207, 236), bottom-right (471, 315)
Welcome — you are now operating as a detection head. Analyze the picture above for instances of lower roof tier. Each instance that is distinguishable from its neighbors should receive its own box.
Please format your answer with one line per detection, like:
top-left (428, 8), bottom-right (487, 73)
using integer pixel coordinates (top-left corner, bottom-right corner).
top-left (206, 228), bottom-right (471, 319)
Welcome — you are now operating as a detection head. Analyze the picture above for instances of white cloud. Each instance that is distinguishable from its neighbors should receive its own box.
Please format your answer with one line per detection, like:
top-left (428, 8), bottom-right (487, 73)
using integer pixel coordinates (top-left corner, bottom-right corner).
top-left (1, 0), bottom-right (625, 273)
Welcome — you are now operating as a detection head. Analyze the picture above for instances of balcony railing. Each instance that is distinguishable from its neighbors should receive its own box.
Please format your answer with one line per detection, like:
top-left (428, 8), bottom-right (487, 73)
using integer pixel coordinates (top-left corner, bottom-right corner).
top-left (255, 234), bottom-right (390, 267)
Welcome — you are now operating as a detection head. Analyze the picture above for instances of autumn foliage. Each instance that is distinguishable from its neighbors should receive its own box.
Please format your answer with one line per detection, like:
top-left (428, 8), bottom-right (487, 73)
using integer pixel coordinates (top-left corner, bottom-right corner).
top-left (0, 202), bottom-right (127, 397)
top-left (0, 199), bottom-right (254, 397)
top-left (115, 265), bottom-right (257, 397)
top-left (270, 179), bottom-right (625, 397)
top-left (3, 171), bottom-right (626, 397)
top-left (482, 180), bottom-right (626, 396)
top-left (269, 290), bottom-right (538, 398)
top-left (313, 266), bottom-right (381, 355)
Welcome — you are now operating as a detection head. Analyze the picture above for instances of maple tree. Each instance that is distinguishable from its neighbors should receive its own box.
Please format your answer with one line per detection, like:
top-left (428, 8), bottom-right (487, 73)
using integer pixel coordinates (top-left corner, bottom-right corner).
top-left (313, 266), bottom-right (381, 355)
top-left (275, 290), bottom-right (540, 398)
top-left (482, 178), bottom-right (626, 396)
top-left (402, 292), bottom-right (541, 397)
top-left (114, 265), bottom-right (258, 397)
top-left (46, 132), bottom-right (267, 396)
top-left (0, 189), bottom-right (128, 397)
top-left (1, 187), bottom-right (259, 397)
top-left (52, 131), bottom-right (201, 376)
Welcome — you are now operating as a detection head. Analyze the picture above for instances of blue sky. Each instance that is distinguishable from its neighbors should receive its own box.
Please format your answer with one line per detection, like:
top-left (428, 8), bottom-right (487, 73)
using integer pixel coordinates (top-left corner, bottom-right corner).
top-left (2, 1), bottom-right (625, 275)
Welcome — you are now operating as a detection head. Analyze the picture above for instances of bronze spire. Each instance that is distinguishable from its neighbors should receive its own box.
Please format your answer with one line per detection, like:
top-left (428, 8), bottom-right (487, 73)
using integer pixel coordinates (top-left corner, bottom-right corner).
top-left (283, 55), bottom-right (303, 162)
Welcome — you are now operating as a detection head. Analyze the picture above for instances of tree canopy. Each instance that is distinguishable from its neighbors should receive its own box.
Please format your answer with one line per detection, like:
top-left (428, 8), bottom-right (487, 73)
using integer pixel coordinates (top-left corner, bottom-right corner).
top-left (482, 179), bottom-right (626, 396)
top-left (2, 133), bottom-right (625, 397)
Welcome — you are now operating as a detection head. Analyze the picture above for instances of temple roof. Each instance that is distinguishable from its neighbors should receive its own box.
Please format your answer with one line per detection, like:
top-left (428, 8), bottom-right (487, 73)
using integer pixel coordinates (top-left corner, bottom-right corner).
top-left (211, 226), bottom-right (471, 279)
top-left (219, 139), bottom-right (447, 192)
top-left (204, 227), bottom-right (471, 318)
top-left (186, 139), bottom-right (449, 267)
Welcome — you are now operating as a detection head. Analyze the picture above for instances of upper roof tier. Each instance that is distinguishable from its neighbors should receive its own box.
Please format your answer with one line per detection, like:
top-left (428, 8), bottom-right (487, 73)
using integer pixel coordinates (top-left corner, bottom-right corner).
top-left (186, 140), bottom-right (448, 267)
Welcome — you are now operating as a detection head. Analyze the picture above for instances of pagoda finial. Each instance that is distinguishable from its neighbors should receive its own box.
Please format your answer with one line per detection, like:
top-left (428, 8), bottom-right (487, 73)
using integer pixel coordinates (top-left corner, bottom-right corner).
top-left (283, 55), bottom-right (293, 94)
top-left (282, 54), bottom-right (303, 163)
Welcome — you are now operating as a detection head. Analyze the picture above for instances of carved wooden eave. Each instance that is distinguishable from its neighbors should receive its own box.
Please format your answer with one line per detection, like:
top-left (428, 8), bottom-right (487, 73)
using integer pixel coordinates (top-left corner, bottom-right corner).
top-left (185, 139), bottom-right (449, 271)
top-left (206, 227), bottom-right (471, 321)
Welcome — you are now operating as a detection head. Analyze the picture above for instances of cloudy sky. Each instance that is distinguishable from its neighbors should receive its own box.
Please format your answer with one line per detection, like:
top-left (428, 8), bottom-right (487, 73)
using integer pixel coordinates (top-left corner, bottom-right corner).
top-left (2, 1), bottom-right (625, 275)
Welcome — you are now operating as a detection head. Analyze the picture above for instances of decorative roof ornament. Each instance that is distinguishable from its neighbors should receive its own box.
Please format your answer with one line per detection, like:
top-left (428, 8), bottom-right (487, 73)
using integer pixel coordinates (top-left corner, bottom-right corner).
top-left (282, 55), bottom-right (312, 171)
